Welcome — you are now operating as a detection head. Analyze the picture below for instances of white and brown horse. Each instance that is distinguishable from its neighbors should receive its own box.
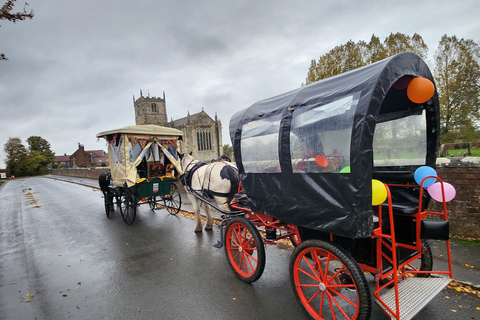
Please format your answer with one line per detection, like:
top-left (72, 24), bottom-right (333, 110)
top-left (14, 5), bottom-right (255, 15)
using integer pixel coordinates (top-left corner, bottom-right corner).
top-left (180, 153), bottom-right (239, 232)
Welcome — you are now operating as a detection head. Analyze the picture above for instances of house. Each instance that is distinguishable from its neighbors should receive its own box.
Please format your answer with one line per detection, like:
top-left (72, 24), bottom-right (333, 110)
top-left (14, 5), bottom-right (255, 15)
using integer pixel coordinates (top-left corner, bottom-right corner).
top-left (69, 144), bottom-right (109, 168)
top-left (53, 154), bottom-right (70, 168)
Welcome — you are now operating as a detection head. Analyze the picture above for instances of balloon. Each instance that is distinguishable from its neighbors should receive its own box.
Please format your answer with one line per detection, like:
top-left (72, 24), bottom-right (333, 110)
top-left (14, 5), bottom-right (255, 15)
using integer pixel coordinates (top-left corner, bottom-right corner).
top-left (414, 166), bottom-right (437, 188)
top-left (407, 77), bottom-right (435, 104)
top-left (340, 166), bottom-right (351, 173)
top-left (392, 75), bottom-right (414, 89)
top-left (315, 155), bottom-right (328, 167)
top-left (427, 182), bottom-right (456, 202)
top-left (372, 179), bottom-right (387, 206)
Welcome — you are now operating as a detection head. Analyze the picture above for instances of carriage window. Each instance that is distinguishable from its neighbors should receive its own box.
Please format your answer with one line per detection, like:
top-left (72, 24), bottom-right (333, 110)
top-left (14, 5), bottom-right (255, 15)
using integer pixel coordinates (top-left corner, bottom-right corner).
top-left (373, 111), bottom-right (427, 166)
top-left (290, 94), bottom-right (358, 173)
top-left (241, 115), bottom-right (281, 173)
top-left (109, 140), bottom-right (122, 163)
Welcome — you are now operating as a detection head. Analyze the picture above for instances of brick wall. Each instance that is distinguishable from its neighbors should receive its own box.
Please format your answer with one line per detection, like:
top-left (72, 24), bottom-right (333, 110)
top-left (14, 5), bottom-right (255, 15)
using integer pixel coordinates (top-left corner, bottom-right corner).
top-left (428, 164), bottom-right (480, 239)
top-left (51, 167), bottom-right (107, 179)
top-left (51, 160), bottom-right (480, 238)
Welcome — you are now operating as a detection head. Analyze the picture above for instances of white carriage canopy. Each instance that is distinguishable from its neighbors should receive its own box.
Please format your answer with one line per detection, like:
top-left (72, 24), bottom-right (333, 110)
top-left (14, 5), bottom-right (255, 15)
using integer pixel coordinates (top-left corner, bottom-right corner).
top-left (229, 52), bottom-right (440, 238)
top-left (96, 125), bottom-right (183, 187)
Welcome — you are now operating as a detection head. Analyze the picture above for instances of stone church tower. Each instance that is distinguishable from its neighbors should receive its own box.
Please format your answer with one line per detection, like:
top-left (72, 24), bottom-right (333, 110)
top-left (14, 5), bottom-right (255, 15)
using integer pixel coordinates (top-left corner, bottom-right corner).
top-left (133, 90), bottom-right (223, 162)
top-left (133, 90), bottom-right (167, 126)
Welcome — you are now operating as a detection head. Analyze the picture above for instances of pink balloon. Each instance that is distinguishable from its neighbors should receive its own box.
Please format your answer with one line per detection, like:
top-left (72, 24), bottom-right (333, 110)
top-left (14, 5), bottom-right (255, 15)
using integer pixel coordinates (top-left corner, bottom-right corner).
top-left (427, 182), bottom-right (456, 202)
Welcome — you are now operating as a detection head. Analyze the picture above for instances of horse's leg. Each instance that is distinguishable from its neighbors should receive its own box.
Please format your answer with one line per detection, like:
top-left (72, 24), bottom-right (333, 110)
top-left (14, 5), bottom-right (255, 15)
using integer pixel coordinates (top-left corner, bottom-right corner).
top-left (188, 195), bottom-right (204, 233)
top-left (204, 204), bottom-right (213, 231)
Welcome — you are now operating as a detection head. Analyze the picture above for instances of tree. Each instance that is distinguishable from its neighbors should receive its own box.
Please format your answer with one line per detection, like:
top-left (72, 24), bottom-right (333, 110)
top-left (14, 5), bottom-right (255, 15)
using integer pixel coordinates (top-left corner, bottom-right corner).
top-left (434, 35), bottom-right (480, 143)
top-left (223, 144), bottom-right (234, 162)
top-left (4, 137), bottom-right (27, 176)
top-left (27, 136), bottom-right (55, 163)
top-left (1, 0), bottom-right (34, 60)
top-left (25, 136), bottom-right (55, 175)
top-left (304, 33), bottom-right (428, 85)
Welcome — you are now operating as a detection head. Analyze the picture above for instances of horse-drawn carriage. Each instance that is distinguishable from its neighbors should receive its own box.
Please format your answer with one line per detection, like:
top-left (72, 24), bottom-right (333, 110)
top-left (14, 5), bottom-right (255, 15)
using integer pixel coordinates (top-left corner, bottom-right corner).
top-left (97, 125), bottom-right (184, 224)
top-left (217, 52), bottom-right (453, 320)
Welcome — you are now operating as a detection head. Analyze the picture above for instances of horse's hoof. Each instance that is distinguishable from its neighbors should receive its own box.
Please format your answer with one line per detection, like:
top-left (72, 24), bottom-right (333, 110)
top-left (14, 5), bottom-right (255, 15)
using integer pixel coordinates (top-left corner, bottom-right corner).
top-left (205, 227), bottom-right (213, 231)
top-left (194, 229), bottom-right (203, 233)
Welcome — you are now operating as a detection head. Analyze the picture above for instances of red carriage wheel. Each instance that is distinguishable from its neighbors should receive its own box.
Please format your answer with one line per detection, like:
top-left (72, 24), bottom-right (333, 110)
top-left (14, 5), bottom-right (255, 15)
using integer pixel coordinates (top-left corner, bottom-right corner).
top-left (224, 217), bottom-right (266, 283)
top-left (289, 239), bottom-right (371, 320)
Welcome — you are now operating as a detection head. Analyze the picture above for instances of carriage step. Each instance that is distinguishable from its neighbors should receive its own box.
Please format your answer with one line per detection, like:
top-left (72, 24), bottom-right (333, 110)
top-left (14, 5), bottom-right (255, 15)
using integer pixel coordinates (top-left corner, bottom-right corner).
top-left (375, 277), bottom-right (451, 320)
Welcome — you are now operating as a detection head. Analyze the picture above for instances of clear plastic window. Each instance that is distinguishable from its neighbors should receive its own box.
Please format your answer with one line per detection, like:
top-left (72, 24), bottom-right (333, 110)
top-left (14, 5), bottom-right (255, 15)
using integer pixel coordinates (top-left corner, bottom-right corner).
top-left (373, 111), bottom-right (427, 166)
top-left (290, 94), bottom-right (358, 173)
top-left (241, 115), bottom-right (281, 173)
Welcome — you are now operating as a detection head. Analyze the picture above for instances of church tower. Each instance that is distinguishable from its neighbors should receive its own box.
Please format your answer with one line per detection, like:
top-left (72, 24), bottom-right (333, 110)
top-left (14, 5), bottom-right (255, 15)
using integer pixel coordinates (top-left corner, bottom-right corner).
top-left (133, 90), bottom-right (167, 126)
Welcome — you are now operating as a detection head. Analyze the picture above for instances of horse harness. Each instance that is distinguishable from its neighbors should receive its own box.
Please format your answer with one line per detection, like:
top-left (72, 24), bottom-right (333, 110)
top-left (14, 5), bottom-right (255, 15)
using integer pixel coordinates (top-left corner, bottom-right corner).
top-left (181, 160), bottom-right (233, 202)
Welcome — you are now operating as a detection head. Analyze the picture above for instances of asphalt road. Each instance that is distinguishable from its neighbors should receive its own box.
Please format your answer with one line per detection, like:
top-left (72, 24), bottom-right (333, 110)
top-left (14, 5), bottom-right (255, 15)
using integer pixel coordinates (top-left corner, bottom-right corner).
top-left (0, 176), bottom-right (479, 320)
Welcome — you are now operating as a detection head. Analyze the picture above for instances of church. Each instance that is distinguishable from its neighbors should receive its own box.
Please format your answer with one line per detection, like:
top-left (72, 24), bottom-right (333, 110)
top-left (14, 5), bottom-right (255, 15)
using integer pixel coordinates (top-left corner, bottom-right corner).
top-left (133, 90), bottom-right (223, 162)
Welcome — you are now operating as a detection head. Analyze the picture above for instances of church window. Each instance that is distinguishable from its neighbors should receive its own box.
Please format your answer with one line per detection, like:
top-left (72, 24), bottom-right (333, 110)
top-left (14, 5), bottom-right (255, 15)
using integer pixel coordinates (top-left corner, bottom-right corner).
top-left (151, 104), bottom-right (157, 112)
top-left (197, 129), bottom-right (212, 151)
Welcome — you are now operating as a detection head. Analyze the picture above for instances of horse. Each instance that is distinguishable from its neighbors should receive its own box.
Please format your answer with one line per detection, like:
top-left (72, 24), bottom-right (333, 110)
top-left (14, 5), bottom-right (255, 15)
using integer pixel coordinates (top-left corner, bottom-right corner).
top-left (180, 153), bottom-right (239, 232)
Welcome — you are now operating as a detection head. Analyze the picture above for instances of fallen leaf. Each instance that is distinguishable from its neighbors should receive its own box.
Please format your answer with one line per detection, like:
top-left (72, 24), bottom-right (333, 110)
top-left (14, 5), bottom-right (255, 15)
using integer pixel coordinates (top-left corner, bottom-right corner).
top-left (233, 298), bottom-right (236, 300)
top-left (77, 282), bottom-right (81, 285)
top-left (452, 309), bottom-right (457, 312)
top-left (138, 307), bottom-right (141, 312)
top-left (63, 294), bottom-right (67, 297)
top-left (58, 254), bottom-right (62, 256)
top-left (80, 258), bottom-right (84, 261)
top-left (25, 299), bottom-right (31, 303)
top-left (29, 294), bottom-right (33, 298)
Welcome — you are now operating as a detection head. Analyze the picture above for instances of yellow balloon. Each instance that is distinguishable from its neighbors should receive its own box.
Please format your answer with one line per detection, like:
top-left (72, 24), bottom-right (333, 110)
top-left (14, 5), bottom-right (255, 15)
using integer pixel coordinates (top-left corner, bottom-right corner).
top-left (372, 179), bottom-right (387, 206)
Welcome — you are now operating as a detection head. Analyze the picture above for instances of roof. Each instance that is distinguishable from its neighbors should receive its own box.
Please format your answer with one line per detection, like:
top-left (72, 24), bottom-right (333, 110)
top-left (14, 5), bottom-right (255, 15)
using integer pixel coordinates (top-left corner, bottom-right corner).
top-left (167, 110), bottom-right (213, 128)
top-left (54, 155), bottom-right (69, 162)
top-left (96, 125), bottom-right (183, 138)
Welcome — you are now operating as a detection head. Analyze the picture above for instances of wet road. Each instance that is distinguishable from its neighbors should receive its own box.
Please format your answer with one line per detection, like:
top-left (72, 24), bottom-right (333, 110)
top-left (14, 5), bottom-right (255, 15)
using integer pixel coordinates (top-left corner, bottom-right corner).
top-left (0, 177), bottom-right (479, 320)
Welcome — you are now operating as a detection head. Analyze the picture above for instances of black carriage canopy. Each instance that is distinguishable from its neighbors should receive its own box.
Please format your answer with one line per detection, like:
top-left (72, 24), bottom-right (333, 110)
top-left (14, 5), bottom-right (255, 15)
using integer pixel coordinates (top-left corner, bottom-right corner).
top-left (229, 52), bottom-right (440, 238)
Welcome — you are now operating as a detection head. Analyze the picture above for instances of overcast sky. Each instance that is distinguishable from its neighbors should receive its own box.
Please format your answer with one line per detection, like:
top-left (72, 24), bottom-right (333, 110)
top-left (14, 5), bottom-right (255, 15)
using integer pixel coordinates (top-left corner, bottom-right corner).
top-left (1, 0), bottom-right (479, 168)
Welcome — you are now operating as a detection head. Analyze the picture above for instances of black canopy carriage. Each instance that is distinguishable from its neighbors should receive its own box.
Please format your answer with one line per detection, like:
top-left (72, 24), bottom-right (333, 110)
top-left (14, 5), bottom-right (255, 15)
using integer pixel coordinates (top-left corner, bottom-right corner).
top-left (227, 52), bottom-right (453, 319)
top-left (230, 52), bottom-right (439, 239)
top-left (96, 125), bottom-right (184, 224)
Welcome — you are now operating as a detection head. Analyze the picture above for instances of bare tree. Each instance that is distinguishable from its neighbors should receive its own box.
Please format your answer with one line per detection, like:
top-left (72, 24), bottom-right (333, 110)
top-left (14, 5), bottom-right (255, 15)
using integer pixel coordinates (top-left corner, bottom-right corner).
top-left (1, 0), bottom-right (34, 60)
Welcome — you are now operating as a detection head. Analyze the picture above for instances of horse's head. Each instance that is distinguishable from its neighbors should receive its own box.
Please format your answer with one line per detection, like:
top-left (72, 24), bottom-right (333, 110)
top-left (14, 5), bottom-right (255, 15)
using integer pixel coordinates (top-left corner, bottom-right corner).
top-left (180, 153), bottom-right (197, 171)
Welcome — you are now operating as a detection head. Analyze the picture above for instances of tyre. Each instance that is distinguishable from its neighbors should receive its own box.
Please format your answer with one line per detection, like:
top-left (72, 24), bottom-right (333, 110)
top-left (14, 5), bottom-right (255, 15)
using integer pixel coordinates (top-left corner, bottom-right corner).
top-left (120, 189), bottom-right (137, 225)
top-left (289, 239), bottom-right (372, 320)
top-left (224, 217), bottom-right (266, 283)
top-left (164, 183), bottom-right (181, 215)
top-left (405, 240), bottom-right (433, 277)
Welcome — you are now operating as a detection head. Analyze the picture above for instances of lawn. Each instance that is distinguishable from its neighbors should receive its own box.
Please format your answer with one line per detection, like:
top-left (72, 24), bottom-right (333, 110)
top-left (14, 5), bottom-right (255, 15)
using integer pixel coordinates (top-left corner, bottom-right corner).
top-left (443, 147), bottom-right (480, 157)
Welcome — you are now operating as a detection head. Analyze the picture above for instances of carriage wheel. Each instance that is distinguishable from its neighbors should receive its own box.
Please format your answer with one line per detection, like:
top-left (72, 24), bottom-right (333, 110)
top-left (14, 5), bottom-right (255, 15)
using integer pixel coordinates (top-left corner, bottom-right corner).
top-left (149, 196), bottom-right (158, 211)
top-left (289, 239), bottom-right (371, 320)
top-left (103, 191), bottom-right (111, 218)
top-left (120, 190), bottom-right (137, 225)
top-left (405, 240), bottom-right (433, 277)
top-left (164, 183), bottom-right (181, 215)
top-left (224, 217), bottom-right (266, 283)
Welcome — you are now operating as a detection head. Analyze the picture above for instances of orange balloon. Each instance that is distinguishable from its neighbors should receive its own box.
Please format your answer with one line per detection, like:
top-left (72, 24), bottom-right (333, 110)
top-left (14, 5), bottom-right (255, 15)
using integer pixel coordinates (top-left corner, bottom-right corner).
top-left (315, 155), bottom-right (328, 167)
top-left (407, 77), bottom-right (435, 104)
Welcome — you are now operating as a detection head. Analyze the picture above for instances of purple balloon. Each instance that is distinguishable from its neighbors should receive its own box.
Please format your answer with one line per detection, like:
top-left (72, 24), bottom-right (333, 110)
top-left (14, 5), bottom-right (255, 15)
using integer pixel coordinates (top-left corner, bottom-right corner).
top-left (414, 166), bottom-right (437, 188)
top-left (427, 182), bottom-right (456, 202)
